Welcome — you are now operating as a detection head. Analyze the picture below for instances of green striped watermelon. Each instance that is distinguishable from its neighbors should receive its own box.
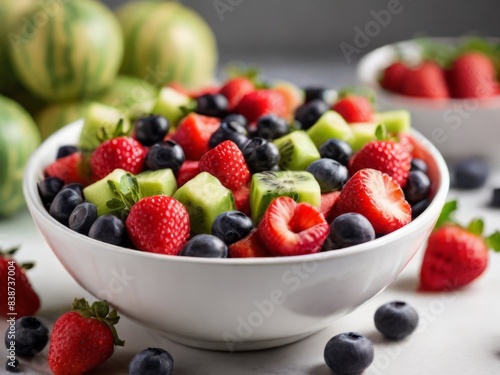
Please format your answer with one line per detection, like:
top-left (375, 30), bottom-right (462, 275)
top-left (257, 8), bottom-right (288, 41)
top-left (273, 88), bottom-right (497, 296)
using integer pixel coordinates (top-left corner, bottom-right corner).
top-left (0, 95), bottom-right (40, 217)
top-left (8, 0), bottom-right (123, 102)
top-left (117, 1), bottom-right (217, 89)
top-left (36, 102), bottom-right (90, 140)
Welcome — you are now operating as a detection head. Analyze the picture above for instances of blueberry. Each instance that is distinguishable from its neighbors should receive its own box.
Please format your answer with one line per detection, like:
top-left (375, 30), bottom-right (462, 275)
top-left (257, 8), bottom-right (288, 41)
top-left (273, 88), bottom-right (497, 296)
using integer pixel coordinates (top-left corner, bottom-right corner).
top-left (330, 213), bottom-right (375, 249)
top-left (306, 158), bottom-right (349, 193)
top-left (56, 145), bottom-right (78, 159)
top-left (255, 115), bottom-right (290, 140)
top-left (129, 347), bottom-right (174, 375)
top-left (491, 188), bottom-right (500, 208)
top-left (63, 183), bottom-right (84, 200)
top-left (374, 301), bottom-right (419, 340)
top-left (453, 157), bottom-right (490, 189)
top-left (195, 93), bottom-right (229, 118)
top-left (180, 234), bottom-right (228, 258)
top-left (212, 211), bottom-right (254, 245)
top-left (49, 188), bottom-right (83, 226)
top-left (403, 171), bottom-right (430, 204)
top-left (88, 215), bottom-right (125, 246)
top-left (4, 316), bottom-right (49, 357)
top-left (411, 199), bottom-right (430, 219)
top-left (134, 115), bottom-right (170, 146)
top-left (242, 138), bottom-right (280, 173)
top-left (303, 86), bottom-right (336, 103)
top-left (69, 202), bottom-right (98, 235)
top-left (145, 141), bottom-right (185, 174)
top-left (324, 332), bottom-right (374, 375)
top-left (410, 158), bottom-right (428, 174)
top-left (319, 139), bottom-right (353, 166)
top-left (294, 99), bottom-right (329, 129)
top-left (209, 120), bottom-right (249, 150)
top-left (222, 113), bottom-right (248, 128)
top-left (5, 359), bottom-right (19, 373)
top-left (38, 177), bottom-right (64, 205)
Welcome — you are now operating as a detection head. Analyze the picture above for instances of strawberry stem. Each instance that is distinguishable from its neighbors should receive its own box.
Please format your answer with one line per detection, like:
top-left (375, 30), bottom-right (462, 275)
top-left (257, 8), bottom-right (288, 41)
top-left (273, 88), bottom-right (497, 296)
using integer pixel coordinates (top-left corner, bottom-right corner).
top-left (0, 247), bottom-right (19, 257)
top-left (434, 200), bottom-right (458, 229)
top-left (106, 174), bottom-right (142, 219)
top-left (467, 218), bottom-right (484, 236)
top-left (486, 232), bottom-right (500, 252)
top-left (375, 124), bottom-right (388, 141)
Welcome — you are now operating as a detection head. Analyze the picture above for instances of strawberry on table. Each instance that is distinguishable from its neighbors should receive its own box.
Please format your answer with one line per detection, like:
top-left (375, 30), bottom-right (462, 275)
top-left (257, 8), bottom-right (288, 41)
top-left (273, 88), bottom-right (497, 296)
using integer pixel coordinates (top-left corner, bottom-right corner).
top-left (48, 298), bottom-right (124, 375)
top-left (219, 77), bottom-right (255, 110)
top-left (199, 140), bottom-right (251, 191)
top-left (258, 196), bottom-right (329, 256)
top-left (380, 61), bottom-right (410, 94)
top-left (400, 61), bottom-right (450, 99)
top-left (44, 152), bottom-right (90, 186)
top-left (419, 201), bottom-right (500, 291)
top-left (331, 168), bottom-right (411, 235)
top-left (332, 95), bottom-right (374, 123)
top-left (0, 247), bottom-right (39, 317)
top-left (234, 89), bottom-right (287, 124)
top-left (172, 113), bottom-right (221, 160)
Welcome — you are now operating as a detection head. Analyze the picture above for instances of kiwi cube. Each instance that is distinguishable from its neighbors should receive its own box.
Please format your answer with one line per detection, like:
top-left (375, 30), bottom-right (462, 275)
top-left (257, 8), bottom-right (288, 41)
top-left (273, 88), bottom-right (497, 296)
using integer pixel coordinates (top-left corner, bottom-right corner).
top-left (307, 110), bottom-right (354, 148)
top-left (273, 130), bottom-right (320, 171)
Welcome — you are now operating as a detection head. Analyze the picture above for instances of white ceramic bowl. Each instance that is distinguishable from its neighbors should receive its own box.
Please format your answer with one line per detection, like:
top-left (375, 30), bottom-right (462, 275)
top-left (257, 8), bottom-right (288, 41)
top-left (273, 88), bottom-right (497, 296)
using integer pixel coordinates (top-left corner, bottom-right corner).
top-left (24, 120), bottom-right (449, 351)
top-left (358, 37), bottom-right (500, 165)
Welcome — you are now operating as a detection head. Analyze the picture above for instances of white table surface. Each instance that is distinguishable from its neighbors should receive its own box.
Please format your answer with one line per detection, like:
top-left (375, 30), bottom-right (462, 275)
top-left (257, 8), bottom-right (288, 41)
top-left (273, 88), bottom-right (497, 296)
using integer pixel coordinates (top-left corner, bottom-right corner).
top-left (1, 170), bottom-right (500, 375)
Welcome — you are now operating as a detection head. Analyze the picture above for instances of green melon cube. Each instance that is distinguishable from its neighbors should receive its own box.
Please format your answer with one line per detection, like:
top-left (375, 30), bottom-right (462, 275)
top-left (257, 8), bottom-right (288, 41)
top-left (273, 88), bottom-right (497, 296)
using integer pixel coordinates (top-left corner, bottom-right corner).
top-left (136, 169), bottom-right (177, 197)
top-left (375, 110), bottom-right (411, 134)
top-left (152, 87), bottom-right (192, 127)
top-left (83, 169), bottom-right (128, 216)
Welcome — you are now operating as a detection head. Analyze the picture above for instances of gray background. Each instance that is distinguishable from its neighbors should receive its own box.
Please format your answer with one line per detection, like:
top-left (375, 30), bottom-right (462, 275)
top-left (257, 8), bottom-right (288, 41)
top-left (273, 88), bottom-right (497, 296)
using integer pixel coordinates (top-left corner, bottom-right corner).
top-left (104, 0), bottom-right (500, 85)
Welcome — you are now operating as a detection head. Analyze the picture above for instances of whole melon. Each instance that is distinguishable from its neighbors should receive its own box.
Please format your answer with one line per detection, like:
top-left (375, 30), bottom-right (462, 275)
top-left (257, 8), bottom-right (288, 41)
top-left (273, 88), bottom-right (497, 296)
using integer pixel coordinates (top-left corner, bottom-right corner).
top-left (36, 102), bottom-right (90, 140)
top-left (8, 0), bottom-right (124, 102)
top-left (0, 95), bottom-right (40, 217)
top-left (117, 1), bottom-right (217, 89)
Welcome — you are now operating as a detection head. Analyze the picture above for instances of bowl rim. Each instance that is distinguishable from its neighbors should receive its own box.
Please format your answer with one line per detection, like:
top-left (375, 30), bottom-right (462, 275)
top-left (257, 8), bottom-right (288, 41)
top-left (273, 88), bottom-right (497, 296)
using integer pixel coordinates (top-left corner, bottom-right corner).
top-left (357, 36), bottom-right (500, 107)
top-left (23, 119), bottom-right (450, 266)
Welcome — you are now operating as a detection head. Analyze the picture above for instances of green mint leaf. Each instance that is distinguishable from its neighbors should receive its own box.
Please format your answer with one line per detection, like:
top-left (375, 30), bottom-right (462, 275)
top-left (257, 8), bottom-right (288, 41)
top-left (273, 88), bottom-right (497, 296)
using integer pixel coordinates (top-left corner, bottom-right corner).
top-left (435, 200), bottom-right (458, 229)
top-left (486, 231), bottom-right (500, 252)
top-left (467, 218), bottom-right (484, 236)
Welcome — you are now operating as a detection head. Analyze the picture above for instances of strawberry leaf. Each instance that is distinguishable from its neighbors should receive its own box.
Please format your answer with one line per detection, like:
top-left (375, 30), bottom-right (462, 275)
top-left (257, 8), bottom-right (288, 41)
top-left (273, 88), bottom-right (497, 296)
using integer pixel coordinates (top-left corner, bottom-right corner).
top-left (375, 124), bottom-right (388, 141)
top-left (435, 200), bottom-right (458, 229)
top-left (0, 247), bottom-right (19, 257)
top-left (486, 231), bottom-right (500, 252)
top-left (20, 262), bottom-right (35, 270)
top-left (467, 218), bottom-right (484, 236)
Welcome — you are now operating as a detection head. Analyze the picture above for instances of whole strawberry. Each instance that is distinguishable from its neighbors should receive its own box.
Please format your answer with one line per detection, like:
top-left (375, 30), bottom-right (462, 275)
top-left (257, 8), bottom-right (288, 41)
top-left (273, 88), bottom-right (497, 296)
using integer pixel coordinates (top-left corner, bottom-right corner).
top-left (126, 196), bottom-right (190, 255)
top-left (219, 77), bottom-right (255, 110)
top-left (400, 62), bottom-right (449, 99)
top-left (380, 61), bottom-right (410, 93)
top-left (90, 136), bottom-right (146, 181)
top-left (234, 89), bottom-right (287, 124)
top-left (349, 128), bottom-right (412, 187)
top-left (448, 52), bottom-right (498, 99)
top-left (419, 201), bottom-right (500, 291)
top-left (48, 298), bottom-right (124, 375)
top-left (0, 247), bottom-right (40, 317)
top-left (199, 140), bottom-right (251, 191)
top-left (332, 95), bottom-right (374, 123)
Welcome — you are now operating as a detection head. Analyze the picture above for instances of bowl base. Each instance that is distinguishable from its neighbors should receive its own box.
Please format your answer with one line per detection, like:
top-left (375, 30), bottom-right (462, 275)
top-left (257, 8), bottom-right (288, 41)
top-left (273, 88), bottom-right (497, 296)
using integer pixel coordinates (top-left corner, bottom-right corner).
top-left (162, 330), bottom-right (320, 352)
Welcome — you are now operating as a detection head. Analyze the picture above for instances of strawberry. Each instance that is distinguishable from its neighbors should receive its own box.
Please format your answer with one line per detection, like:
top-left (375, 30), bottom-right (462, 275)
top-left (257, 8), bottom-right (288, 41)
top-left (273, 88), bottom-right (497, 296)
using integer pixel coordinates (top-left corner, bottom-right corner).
top-left (419, 201), bottom-right (500, 291)
top-left (234, 89), bottom-right (287, 124)
top-left (349, 138), bottom-right (412, 187)
top-left (228, 230), bottom-right (271, 258)
top-left (44, 152), bottom-right (90, 186)
top-left (380, 61), bottom-right (410, 93)
top-left (219, 77), bottom-right (255, 110)
top-left (126, 196), bottom-right (190, 255)
top-left (272, 82), bottom-right (304, 119)
top-left (448, 52), bottom-right (498, 99)
top-left (168, 82), bottom-right (219, 98)
top-left (233, 184), bottom-right (251, 216)
top-left (332, 95), bottom-right (374, 123)
top-left (199, 140), bottom-right (251, 191)
top-left (257, 196), bottom-right (329, 256)
top-left (0, 247), bottom-right (39, 317)
top-left (90, 137), bottom-right (146, 181)
top-left (400, 62), bottom-right (450, 99)
top-left (172, 113), bottom-right (221, 160)
top-left (176, 160), bottom-right (200, 187)
top-left (320, 191), bottom-right (341, 222)
top-left (48, 298), bottom-right (124, 375)
top-left (331, 169), bottom-right (411, 235)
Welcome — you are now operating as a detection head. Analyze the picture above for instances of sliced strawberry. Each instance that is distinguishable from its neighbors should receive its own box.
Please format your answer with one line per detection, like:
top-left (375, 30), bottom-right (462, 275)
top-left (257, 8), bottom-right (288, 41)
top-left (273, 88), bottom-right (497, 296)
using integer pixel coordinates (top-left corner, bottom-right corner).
top-left (233, 184), bottom-right (251, 217)
top-left (228, 230), bottom-right (271, 258)
top-left (219, 77), bottom-right (255, 110)
top-left (332, 95), bottom-right (374, 123)
top-left (234, 89), bottom-right (287, 124)
top-left (199, 140), bottom-right (251, 191)
top-left (172, 113), bottom-right (221, 160)
top-left (257, 196), bottom-right (329, 256)
top-left (331, 169), bottom-right (411, 235)
top-left (320, 191), bottom-right (341, 222)
top-left (44, 152), bottom-right (90, 186)
top-left (176, 161), bottom-right (200, 187)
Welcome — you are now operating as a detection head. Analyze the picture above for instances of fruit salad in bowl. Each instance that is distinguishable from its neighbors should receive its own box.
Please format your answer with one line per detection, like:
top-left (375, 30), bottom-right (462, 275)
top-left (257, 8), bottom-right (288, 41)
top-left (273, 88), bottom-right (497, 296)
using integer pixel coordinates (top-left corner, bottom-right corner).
top-left (24, 77), bottom-right (449, 351)
top-left (357, 37), bottom-right (500, 164)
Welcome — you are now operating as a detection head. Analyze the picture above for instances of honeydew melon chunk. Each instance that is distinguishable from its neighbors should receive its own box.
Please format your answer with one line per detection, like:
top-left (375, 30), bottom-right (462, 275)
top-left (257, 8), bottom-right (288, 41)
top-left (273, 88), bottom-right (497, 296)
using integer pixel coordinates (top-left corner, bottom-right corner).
top-left (83, 169), bottom-right (128, 216)
top-left (250, 170), bottom-right (321, 224)
top-left (307, 110), bottom-right (354, 148)
top-left (273, 130), bottom-right (320, 171)
top-left (349, 122), bottom-right (379, 151)
top-left (79, 103), bottom-right (130, 152)
top-left (136, 169), bottom-right (177, 197)
top-left (173, 172), bottom-right (235, 235)
top-left (152, 87), bottom-right (192, 127)
top-left (375, 110), bottom-right (411, 134)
